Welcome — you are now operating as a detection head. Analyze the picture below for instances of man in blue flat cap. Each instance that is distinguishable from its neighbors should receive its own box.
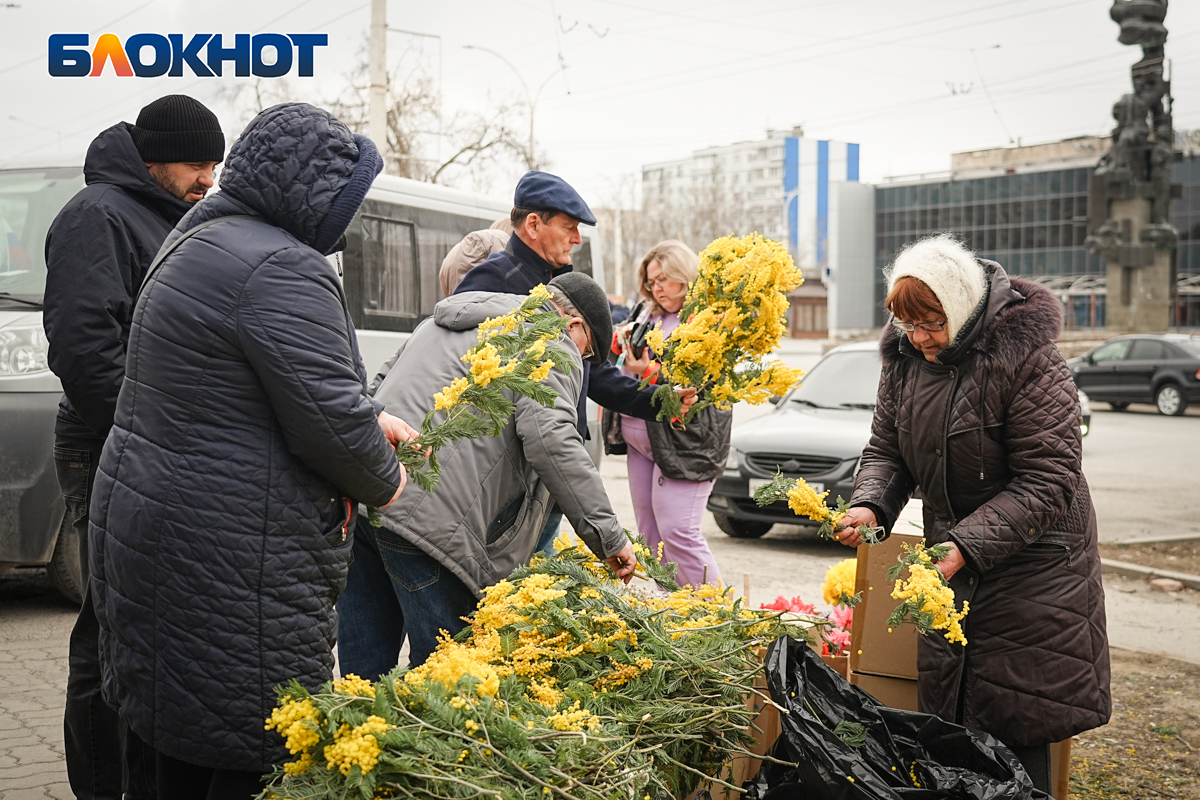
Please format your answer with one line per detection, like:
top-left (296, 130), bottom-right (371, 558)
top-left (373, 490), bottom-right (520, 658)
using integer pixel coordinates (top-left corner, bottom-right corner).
top-left (456, 170), bottom-right (694, 553)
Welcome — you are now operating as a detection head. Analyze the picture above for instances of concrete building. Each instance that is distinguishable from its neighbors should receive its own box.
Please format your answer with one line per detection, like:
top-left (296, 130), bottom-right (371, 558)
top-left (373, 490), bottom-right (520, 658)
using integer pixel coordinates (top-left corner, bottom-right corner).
top-left (872, 134), bottom-right (1200, 331)
top-left (641, 127), bottom-right (860, 336)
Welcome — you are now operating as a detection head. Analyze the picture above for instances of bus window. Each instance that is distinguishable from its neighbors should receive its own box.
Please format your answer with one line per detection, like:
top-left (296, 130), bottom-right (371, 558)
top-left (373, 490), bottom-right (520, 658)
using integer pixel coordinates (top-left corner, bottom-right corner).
top-left (362, 216), bottom-right (419, 318)
top-left (572, 240), bottom-right (593, 278)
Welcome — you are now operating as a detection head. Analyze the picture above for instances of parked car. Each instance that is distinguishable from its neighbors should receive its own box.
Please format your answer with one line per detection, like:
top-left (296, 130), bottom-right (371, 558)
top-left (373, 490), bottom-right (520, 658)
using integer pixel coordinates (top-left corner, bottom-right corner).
top-left (1067, 334), bottom-right (1200, 416)
top-left (709, 340), bottom-right (1092, 539)
top-left (708, 341), bottom-right (881, 538)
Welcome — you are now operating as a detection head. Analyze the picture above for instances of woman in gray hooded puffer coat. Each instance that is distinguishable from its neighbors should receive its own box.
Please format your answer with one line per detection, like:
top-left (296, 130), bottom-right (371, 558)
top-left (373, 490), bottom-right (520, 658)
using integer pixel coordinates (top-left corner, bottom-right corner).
top-left (837, 235), bottom-right (1110, 793)
top-left (89, 103), bottom-right (408, 797)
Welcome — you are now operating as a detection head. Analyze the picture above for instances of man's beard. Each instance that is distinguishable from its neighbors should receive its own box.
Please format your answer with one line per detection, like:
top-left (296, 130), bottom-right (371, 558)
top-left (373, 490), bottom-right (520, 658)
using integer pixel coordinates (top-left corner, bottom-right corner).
top-left (148, 164), bottom-right (207, 203)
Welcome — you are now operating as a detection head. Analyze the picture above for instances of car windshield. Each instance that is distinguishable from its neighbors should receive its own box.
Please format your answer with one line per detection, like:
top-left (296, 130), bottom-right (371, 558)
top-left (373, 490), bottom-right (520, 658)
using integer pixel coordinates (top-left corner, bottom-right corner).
top-left (787, 349), bottom-right (881, 409)
top-left (0, 167), bottom-right (85, 306)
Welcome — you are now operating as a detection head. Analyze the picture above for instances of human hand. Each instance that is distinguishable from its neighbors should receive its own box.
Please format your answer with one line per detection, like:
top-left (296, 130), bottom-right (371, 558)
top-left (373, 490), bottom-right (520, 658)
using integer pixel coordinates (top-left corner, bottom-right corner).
top-left (834, 507), bottom-right (878, 548)
top-left (624, 349), bottom-right (653, 376)
top-left (935, 542), bottom-right (966, 581)
top-left (676, 387), bottom-right (698, 414)
top-left (381, 464), bottom-right (407, 507)
top-left (378, 411), bottom-right (419, 447)
top-left (605, 543), bottom-right (638, 583)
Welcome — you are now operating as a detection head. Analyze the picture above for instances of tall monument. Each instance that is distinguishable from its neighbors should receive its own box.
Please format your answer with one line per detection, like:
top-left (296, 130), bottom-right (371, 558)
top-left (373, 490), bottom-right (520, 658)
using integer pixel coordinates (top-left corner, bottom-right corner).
top-left (1086, 0), bottom-right (1178, 332)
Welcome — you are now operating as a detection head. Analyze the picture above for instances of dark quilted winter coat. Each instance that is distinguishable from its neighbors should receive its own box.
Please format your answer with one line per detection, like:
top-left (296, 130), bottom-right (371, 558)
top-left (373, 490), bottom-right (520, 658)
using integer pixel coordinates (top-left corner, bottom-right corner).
top-left (89, 104), bottom-right (402, 773)
top-left (850, 261), bottom-right (1111, 748)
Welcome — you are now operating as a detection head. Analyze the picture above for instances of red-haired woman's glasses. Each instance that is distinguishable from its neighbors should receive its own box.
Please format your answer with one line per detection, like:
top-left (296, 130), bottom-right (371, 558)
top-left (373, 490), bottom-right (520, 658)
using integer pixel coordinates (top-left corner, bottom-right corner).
top-left (890, 317), bottom-right (947, 333)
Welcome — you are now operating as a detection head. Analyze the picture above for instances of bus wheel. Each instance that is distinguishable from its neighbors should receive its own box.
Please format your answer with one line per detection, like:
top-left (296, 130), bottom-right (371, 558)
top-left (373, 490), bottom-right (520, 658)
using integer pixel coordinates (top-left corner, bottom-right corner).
top-left (47, 514), bottom-right (84, 605)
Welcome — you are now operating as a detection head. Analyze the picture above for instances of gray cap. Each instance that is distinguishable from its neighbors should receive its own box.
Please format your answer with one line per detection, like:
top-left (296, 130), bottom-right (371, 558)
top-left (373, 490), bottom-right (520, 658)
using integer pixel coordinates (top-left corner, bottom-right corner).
top-left (548, 272), bottom-right (612, 365)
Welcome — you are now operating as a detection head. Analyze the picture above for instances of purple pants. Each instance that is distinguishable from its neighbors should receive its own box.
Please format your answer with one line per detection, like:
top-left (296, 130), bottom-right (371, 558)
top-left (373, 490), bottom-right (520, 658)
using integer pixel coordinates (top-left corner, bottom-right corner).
top-left (622, 416), bottom-right (722, 588)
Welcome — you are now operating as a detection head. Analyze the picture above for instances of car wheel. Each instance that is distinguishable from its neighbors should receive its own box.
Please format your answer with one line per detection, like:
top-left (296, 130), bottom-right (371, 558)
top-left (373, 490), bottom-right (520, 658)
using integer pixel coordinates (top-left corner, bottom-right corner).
top-left (713, 512), bottom-right (773, 539)
top-left (47, 513), bottom-right (84, 606)
top-left (1155, 384), bottom-right (1186, 417)
top-left (1108, 402), bottom-right (1129, 411)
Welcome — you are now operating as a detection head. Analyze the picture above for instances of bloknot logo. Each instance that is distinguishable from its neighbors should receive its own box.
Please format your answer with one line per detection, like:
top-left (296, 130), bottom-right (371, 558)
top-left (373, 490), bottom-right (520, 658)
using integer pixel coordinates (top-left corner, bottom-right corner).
top-left (48, 33), bottom-right (328, 78)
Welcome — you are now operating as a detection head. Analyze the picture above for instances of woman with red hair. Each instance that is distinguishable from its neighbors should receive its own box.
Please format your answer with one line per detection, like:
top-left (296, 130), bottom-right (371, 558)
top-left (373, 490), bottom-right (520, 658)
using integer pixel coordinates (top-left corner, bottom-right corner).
top-left (838, 235), bottom-right (1110, 793)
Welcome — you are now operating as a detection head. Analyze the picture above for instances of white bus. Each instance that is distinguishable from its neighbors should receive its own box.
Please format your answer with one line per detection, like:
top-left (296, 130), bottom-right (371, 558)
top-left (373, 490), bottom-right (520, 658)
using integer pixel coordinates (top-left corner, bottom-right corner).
top-left (0, 164), bottom-right (604, 601)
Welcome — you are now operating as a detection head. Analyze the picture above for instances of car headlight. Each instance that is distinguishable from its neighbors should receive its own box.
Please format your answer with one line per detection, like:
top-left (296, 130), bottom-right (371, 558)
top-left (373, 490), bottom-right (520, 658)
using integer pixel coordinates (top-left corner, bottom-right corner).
top-left (726, 449), bottom-right (740, 471)
top-left (0, 322), bottom-right (51, 376)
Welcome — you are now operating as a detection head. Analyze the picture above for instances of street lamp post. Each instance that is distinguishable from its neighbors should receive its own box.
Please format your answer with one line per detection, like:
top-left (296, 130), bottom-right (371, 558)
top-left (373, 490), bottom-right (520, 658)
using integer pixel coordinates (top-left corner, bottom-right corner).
top-left (462, 44), bottom-right (564, 170)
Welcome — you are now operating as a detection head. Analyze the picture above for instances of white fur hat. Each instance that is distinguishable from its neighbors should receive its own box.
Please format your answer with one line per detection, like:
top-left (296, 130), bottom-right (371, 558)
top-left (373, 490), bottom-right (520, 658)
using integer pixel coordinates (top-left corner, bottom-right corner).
top-left (886, 235), bottom-right (986, 343)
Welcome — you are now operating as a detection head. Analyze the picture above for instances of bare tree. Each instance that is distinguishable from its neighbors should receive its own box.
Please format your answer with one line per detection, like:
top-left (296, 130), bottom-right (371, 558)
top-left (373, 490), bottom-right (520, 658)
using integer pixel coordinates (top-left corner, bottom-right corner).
top-left (215, 78), bottom-right (303, 133)
top-left (331, 43), bottom-right (539, 188)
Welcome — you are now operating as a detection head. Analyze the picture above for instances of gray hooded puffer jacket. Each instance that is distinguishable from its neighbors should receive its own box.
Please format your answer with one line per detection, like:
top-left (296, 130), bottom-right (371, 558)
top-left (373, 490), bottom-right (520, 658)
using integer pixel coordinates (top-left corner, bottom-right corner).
top-left (370, 292), bottom-right (628, 595)
top-left (89, 103), bottom-right (402, 772)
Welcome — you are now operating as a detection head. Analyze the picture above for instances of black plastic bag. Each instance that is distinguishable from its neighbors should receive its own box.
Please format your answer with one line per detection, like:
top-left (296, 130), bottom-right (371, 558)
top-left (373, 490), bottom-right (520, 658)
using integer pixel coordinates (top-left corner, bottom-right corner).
top-left (747, 637), bottom-right (1051, 800)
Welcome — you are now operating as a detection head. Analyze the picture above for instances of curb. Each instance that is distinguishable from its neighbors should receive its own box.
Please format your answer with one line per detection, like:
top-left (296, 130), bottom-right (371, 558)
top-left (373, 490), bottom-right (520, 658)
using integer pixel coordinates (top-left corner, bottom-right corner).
top-left (1100, 558), bottom-right (1200, 590)
top-left (1106, 531), bottom-right (1200, 546)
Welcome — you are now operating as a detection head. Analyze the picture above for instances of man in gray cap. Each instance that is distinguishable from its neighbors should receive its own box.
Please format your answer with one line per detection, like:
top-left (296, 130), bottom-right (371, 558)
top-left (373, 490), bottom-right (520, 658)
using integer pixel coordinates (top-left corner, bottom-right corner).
top-left (455, 170), bottom-right (694, 552)
top-left (43, 93), bottom-right (225, 800)
top-left (338, 272), bottom-right (638, 675)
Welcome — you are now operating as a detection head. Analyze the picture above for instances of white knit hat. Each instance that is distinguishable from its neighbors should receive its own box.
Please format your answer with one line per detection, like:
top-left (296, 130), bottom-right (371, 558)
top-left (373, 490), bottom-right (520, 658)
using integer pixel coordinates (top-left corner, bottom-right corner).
top-left (886, 235), bottom-right (986, 343)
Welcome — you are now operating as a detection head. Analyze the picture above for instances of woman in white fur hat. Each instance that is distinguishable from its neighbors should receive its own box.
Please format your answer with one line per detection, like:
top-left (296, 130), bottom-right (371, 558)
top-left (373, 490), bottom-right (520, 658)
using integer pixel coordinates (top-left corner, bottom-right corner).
top-left (837, 234), bottom-right (1110, 793)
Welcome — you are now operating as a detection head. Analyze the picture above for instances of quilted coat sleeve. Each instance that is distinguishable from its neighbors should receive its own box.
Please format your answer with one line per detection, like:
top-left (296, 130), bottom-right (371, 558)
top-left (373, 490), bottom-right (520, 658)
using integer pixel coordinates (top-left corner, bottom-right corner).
top-left (236, 249), bottom-right (402, 506)
top-left (514, 355), bottom-right (627, 560)
top-left (43, 203), bottom-right (135, 437)
top-left (850, 362), bottom-right (917, 533)
top-left (950, 344), bottom-right (1082, 573)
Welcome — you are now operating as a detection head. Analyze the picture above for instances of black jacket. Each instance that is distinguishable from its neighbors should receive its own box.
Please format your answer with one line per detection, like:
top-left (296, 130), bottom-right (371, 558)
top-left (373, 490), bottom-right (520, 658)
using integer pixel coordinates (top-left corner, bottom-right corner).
top-left (851, 262), bottom-right (1110, 747)
top-left (89, 104), bottom-right (403, 773)
top-left (43, 122), bottom-right (192, 440)
top-left (455, 234), bottom-right (657, 435)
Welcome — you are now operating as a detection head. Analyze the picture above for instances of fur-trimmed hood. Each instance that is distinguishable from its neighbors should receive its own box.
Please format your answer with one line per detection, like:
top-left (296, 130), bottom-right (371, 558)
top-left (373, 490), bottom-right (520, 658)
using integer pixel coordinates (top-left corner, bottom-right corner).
top-left (879, 260), bottom-right (1063, 372)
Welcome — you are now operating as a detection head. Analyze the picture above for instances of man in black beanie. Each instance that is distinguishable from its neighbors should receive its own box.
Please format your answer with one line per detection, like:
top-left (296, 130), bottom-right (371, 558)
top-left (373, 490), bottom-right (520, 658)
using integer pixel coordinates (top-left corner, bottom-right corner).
top-left (42, 93), bottom-right (224, 800)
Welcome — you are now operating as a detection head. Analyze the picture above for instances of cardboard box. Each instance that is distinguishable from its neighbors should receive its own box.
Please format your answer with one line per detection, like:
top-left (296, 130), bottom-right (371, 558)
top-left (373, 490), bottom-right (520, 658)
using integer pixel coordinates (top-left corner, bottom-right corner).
top-left (849, 532), bottom-right (922, 680)
top-left (848, 670), bottom-right (919, 711)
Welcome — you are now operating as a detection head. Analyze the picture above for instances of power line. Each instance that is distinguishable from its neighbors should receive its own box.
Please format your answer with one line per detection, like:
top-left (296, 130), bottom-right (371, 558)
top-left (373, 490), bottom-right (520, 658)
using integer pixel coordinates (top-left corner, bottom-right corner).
top-left (0, 0), bottom-right (159, 77)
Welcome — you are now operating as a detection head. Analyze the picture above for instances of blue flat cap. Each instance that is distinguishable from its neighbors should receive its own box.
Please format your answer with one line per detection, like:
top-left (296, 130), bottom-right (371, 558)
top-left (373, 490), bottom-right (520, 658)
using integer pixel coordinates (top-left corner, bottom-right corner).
top-left (514, 171), bottom-right (596, 226)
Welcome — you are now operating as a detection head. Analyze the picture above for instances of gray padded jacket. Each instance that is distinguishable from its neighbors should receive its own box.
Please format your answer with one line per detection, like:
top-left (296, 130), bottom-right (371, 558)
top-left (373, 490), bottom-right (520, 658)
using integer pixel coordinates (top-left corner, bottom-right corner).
top-left (370, 292), bottom-right (627, 595)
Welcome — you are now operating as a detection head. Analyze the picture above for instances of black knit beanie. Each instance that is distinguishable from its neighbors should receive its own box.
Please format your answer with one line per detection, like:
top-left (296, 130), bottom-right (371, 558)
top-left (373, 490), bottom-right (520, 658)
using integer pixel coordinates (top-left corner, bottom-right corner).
top-left (130, 95), bottom-right (225, 163)
top-left (548, 272), bottom-right (613, 365)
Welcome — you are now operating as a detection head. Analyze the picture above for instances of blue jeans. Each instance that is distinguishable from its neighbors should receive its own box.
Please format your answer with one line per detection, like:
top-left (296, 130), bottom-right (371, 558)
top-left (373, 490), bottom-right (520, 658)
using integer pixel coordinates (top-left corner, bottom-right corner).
top-left (337, 517), bottom-right (479, 678)
top-left (534, 510), bottom-right (563, 556)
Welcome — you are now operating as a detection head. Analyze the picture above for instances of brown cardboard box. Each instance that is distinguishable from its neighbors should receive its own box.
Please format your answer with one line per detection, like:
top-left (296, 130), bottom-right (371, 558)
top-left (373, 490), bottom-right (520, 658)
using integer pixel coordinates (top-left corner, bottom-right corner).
top-left (849, 533), bottom-right (922, 680)
top-left (848, 670), bottom-right (919, 711)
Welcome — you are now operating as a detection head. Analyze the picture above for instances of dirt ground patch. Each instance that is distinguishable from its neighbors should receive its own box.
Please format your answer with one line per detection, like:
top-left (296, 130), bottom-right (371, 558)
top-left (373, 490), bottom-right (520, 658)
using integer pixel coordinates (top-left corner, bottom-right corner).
top-left (1070, 648), bottom-right (1200, 798)
top-left (1100, 541), bottom-right (1200, 577)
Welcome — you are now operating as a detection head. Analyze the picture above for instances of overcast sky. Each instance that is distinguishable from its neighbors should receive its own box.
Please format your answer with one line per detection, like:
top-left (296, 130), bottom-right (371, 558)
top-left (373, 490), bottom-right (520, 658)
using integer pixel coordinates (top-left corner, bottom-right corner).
top-left (2, 0), bottom-right (1199, 206)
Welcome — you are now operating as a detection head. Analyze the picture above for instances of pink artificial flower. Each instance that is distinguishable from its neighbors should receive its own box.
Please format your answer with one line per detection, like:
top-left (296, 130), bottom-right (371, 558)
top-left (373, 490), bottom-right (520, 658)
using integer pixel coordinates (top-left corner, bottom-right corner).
top-left (824, 627), bottom-right (852, 656)
top-left (760, 595), bottom-right (817, 615)
top-left (760, 596), bottom-right (792, 611)
top-left (829, 604), bottom-right (854, 632)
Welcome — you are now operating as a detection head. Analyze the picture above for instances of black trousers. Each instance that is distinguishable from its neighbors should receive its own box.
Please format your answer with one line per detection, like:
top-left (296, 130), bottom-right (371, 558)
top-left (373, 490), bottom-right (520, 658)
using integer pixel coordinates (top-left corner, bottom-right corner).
top-left (155, 750), bottom-right (264, 800)
top-left (1008, 742), bottom-right (1052, 794)
top-left (56, 435), bottom-right (157, 800)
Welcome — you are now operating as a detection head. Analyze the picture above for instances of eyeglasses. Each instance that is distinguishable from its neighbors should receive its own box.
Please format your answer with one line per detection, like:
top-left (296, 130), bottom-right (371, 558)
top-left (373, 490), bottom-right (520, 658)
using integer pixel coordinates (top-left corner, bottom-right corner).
top-left (643, 276), bottom-right (674, 292)
top-left (570, 317), bottom-right (595, 358)
top-left (890, 317), bottom-right (948, 333)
